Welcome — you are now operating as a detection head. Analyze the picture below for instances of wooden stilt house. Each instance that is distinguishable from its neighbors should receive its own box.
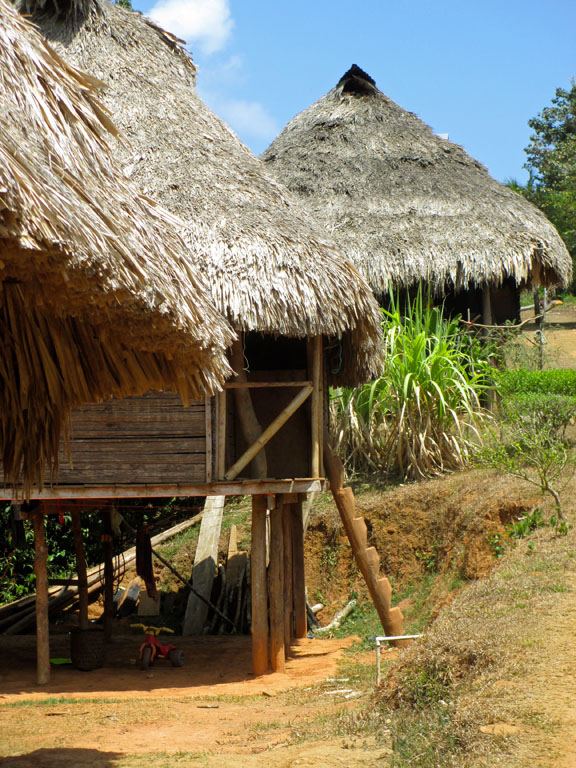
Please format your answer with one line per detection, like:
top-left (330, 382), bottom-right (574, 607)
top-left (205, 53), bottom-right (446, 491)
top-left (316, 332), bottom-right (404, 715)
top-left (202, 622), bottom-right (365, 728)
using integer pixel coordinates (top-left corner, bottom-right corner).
top-left (0, 0), bottom-right (235, 682)
top-left (7, 1), bottom-right (390, 679)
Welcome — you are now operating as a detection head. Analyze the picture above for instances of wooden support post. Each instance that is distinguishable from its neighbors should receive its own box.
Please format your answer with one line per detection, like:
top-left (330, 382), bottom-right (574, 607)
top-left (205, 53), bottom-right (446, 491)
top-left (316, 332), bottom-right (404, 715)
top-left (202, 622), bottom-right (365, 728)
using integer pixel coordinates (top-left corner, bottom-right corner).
top-left (102, 507), bottom-right (114, 642)
top-left (33, 508), bottom-right (50, 685)
top-left (291, 500), bottom-right (307, 639)
top-left (71, 507), bottom-right (89, 631)
top-left (216, 390), bottom-right (227, 480)
top-left (251, 495), bottom-right (269, 676)
top-left (268, 496), bottom-right (285, 672)
top-left (282, 503), bottom-right (294, 652)
top-left (310, 336), bottom-right (322, 478)
top-left (230, 339), bottom-right (267, 479)
top-left (482, 283), bottom-right (493, 328)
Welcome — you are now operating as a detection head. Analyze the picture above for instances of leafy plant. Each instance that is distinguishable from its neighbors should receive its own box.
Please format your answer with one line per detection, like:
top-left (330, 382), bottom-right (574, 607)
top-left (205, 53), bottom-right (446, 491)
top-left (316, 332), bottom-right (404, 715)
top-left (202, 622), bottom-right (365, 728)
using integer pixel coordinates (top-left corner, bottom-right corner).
top-left (508, 508), bottom-right (546, 539)
top-left (331, 287), bottom-right (492, 479)
top-left (480, 419), bottom-right (573, 519)
top-left (487, 533), bottom-right (507, 559)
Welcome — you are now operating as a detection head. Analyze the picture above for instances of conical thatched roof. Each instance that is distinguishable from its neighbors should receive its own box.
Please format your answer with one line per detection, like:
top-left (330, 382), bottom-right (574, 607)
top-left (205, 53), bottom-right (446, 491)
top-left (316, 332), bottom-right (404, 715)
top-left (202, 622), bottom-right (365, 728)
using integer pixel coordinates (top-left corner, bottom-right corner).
top-left (1, 0), bottom-right (234, 492)
top-left (262, 64), bottom-right (572, 295)
top-left (23, 0), bottom-right (383, 386)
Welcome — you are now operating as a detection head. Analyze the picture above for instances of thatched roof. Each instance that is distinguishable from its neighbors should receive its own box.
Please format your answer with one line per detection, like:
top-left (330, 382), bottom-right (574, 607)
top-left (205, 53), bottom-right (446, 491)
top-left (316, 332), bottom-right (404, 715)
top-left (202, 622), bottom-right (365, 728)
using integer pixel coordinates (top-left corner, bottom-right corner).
top-left (1, 0), bottom-right (234, 492)
top-left (262, 64), bottom-right (572, 295)
top-left (23, 0), bottom-right (383, 386)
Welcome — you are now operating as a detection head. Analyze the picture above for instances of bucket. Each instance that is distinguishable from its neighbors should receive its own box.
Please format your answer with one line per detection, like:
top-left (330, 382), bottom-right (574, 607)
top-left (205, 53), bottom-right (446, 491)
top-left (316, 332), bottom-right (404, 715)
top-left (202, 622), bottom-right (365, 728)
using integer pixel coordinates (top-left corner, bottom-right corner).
top-left (70, 627), bottom-right (106, 671)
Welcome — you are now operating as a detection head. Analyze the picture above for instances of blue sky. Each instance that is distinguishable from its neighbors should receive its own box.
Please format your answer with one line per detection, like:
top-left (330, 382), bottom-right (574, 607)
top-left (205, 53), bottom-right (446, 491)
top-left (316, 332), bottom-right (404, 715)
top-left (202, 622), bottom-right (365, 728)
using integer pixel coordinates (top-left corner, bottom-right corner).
top-left (133, 0), bottom-right (575, 183)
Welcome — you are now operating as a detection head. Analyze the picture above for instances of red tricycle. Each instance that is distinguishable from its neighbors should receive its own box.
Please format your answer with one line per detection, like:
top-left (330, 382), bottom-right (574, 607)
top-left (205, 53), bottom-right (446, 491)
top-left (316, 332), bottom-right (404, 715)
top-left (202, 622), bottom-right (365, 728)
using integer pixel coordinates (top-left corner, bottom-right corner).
top-left (130, 623), bottom-right (184, 670)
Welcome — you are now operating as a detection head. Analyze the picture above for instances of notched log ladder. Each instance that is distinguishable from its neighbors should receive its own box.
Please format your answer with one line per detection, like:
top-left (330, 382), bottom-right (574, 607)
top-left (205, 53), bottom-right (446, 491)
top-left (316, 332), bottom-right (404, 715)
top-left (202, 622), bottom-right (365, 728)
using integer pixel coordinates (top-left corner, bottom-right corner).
top-left (324, 438), bottom-right (410, 648)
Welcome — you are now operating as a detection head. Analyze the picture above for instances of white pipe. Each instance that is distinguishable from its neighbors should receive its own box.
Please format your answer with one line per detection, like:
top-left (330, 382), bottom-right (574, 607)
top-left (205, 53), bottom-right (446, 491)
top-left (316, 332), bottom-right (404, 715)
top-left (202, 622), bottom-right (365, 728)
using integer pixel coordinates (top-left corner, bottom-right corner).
top-left (375, 634), bottom-right (423, 685)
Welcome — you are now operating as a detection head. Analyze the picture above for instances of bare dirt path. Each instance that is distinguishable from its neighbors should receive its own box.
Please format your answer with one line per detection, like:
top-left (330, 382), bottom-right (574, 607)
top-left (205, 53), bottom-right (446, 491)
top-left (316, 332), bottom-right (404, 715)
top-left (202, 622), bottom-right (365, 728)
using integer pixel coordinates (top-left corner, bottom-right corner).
top-left (0, 634), bottom-right (389, 767)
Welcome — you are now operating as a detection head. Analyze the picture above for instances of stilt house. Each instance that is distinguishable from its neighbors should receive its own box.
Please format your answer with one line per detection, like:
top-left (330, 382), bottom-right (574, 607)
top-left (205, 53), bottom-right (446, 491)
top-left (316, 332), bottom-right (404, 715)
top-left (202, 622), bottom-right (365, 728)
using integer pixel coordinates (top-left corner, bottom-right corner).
top-left (262, 65), bottom-right (572, 323)
top-left (7, 2), bottom-right (389, 679)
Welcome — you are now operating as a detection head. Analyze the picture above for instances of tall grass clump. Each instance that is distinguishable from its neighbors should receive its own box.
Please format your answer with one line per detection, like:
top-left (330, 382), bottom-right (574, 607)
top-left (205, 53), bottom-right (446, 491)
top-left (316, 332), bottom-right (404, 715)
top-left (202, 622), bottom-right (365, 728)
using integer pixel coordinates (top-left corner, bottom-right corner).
top-left (332, 289), bottom-right (492, 480)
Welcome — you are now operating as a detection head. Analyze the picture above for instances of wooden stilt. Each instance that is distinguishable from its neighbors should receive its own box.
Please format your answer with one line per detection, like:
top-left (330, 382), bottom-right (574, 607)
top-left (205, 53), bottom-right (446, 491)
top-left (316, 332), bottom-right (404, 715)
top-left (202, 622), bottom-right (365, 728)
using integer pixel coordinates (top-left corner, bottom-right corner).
top-left (251, 495), bottom-right (269, 676)
top-left (268, 496), bottom-right (285, 672)
top-left (291, 500), bottom-right (307, 639)
top-left (282, 503), bottom-right (294, 652)
top-left (71, 507), bottom-right (89, 631)
top-left (102, 507), bottom-right (114, 642)
top-left (33, 508), bottom-right (50, 685)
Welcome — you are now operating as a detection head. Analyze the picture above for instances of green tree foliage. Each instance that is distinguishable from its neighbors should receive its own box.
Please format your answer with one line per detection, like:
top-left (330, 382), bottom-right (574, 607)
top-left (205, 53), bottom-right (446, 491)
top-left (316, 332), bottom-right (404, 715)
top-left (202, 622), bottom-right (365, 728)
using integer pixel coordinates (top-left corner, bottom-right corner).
top-left (513, 82), bottom-right (576, 285)
top-left (115, 0), bottom-right (132, 8)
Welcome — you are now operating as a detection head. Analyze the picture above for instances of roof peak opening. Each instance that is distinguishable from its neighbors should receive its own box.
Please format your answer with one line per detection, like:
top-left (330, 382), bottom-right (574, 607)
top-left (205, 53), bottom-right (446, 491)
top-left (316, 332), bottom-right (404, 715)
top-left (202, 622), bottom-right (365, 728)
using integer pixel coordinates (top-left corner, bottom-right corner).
top-left (337, 64), bottom-right (377, 96)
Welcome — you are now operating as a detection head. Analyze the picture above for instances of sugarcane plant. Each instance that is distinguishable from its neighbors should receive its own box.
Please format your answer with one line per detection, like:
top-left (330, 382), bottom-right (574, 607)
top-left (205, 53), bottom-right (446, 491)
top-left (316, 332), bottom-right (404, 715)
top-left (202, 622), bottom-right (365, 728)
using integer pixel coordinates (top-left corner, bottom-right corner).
top-left (331, 287), bottom-right (493, 480)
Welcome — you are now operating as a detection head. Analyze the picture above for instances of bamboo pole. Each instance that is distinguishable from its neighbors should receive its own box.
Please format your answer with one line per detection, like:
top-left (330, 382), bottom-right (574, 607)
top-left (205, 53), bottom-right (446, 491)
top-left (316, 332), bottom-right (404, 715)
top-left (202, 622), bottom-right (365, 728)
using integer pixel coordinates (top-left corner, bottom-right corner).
top-left (282, 503), bottom-right (294, 652)
top-left (33, 508), bottom-right (50, 685)
top-left (310, 336), bottom-right (322, 478)
top-left (291, 500), bottom-right (307, 639)
top-left (225, 386), bottom-right (313, 481)
top-left (268, 497), bottom-right (285, 673)
top-left (251, 495), bottom-right (269, 676)
top-left (71, 507), bottom-right (89, 631)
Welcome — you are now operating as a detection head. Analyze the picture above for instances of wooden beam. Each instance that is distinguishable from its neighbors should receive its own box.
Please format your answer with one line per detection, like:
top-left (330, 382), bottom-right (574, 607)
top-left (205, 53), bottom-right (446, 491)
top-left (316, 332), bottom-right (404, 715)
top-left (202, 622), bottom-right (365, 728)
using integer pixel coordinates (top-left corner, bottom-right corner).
top-left (251, 495), bottom-right (269, 676)
top-left (33, 509), bottom-right (50, 685)
top-left (269, 497), bottom-right (285, 673)
top-left (71, 507), bottom-right (89, 631)
top-left (224, 386), bottom-right (313, 481)
top-left (291, 500), bottom-right (307, 639)
top-left (224, 381), bottom-right (312, 389)
top-left (1, 479), bottom-right (326, 502)
top-left (310, 336), bottom-right (322, 478)
top-left (282, 503), bottom-right (294, 651)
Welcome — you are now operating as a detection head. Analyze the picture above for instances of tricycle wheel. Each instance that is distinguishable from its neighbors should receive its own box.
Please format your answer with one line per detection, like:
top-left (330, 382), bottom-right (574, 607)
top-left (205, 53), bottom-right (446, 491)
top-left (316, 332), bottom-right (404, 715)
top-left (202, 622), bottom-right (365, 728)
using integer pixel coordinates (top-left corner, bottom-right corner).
top-left (169, 649), bottom-right (184, 667)
top-left (140, 646), bottom-right (153, 670)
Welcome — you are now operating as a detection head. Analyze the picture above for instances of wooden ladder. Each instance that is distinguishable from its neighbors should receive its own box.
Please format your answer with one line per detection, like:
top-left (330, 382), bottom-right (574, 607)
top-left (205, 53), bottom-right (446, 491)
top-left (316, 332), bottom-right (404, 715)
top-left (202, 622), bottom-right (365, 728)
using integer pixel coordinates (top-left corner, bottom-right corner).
top-left (324, 442), bottom-right (410, 647)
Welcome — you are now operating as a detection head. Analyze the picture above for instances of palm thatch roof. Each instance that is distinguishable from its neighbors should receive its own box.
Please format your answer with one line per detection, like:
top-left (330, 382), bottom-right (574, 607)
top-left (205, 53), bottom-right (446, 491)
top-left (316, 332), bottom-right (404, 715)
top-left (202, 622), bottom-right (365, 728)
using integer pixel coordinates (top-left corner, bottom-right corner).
top-left (22, 0), bottom-right (383, 386)
top-left (262, 65), bottom-right (572, 296)
top-left (1, 0), bottom-right (234, 493)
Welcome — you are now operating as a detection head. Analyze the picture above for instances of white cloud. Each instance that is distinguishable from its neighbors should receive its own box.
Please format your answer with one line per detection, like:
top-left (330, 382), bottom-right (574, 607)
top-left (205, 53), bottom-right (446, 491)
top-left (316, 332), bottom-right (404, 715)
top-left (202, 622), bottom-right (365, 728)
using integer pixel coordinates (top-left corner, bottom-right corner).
top-left (148, 0), bottom-right (233, 54)
top-left (206, 96), bottom-right (279, 142)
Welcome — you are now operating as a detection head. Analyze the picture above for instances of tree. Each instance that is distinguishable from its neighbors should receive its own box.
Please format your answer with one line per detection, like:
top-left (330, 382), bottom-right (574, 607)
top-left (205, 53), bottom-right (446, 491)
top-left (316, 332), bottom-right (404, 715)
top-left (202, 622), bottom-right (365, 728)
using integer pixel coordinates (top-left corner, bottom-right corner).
top-left (519, 82), bottom-right (576, 287)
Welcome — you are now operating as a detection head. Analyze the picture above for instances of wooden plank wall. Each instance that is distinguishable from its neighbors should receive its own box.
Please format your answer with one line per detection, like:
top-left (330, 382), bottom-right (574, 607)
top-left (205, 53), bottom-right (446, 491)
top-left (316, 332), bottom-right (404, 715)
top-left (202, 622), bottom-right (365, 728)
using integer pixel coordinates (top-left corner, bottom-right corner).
top-left (0, 392), bottom-right (208, 489)
top-left (55, 392), bottom-right (207, 486)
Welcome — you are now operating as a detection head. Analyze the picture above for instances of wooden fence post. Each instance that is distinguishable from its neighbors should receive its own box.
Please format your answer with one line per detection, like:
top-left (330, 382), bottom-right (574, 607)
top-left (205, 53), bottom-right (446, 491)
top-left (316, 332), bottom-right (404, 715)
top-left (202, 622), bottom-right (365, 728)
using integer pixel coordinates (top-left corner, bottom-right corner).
top-left (291, 500), bottom-right (307, 639)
